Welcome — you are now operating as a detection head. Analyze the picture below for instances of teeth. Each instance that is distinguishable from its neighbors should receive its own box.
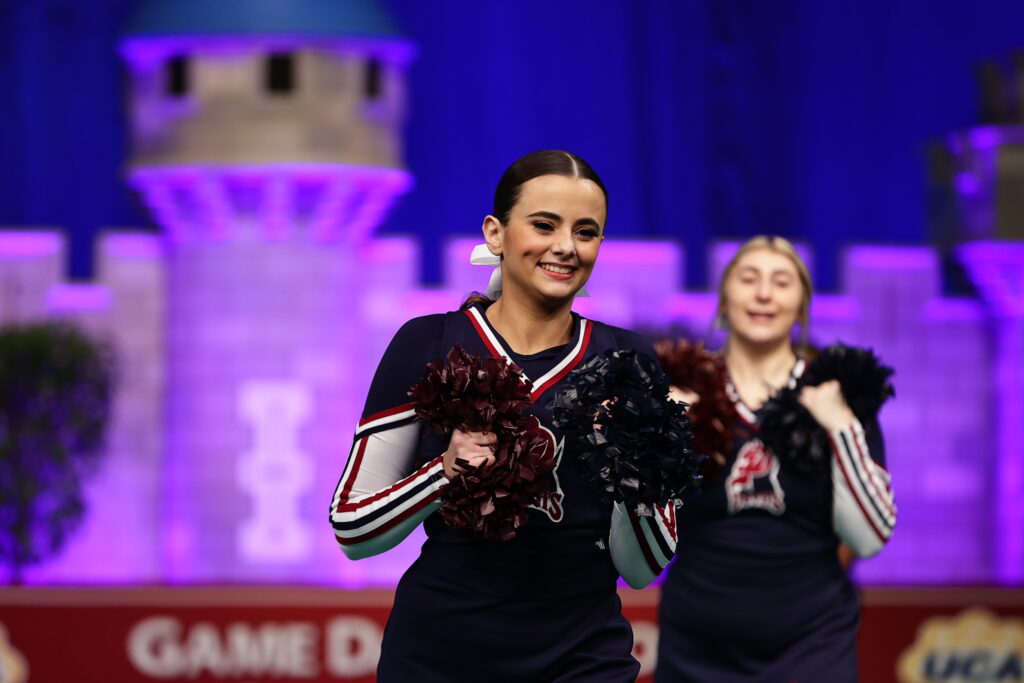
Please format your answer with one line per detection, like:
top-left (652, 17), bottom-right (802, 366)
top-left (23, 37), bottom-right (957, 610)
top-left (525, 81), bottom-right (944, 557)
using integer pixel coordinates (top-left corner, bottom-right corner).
top-left (540, 264), bottom-right (573, 274)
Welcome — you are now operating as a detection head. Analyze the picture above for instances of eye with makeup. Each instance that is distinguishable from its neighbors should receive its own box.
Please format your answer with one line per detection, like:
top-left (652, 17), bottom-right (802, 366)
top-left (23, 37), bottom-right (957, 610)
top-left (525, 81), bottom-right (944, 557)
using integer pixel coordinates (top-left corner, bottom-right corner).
top-left (532, 220), bottom-right (555, 232)
top-left (575, 227), bottom-right (600, 241)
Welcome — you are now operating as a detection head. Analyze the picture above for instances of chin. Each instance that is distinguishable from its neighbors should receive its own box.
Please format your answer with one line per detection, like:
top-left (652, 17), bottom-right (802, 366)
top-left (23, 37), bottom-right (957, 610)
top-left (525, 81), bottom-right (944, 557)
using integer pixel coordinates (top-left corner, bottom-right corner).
top-left (734, 329), bottom-right (791, 347)
top-left (534, 280), bottom-right (579, 299)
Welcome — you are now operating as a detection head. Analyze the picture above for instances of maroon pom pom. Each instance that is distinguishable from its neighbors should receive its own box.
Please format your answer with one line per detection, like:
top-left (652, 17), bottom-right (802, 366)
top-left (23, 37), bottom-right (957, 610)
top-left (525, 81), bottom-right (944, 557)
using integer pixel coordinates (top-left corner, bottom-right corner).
top-left (408, 345), bottom-right (555, 541)
top-left (437, 415), bottom-right (556, 541)
top-left (655, 339), bottom-right (736, 467)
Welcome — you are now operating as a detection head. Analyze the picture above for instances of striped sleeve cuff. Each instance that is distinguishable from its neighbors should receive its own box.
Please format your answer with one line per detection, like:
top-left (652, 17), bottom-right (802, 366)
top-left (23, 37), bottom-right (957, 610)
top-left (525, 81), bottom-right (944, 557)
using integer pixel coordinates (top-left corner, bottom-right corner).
top-left (611, 502), bottom-right (678, 589)
top-left (829, 420), bottom-right (897, 557)
top-left (331, 456), bottom-right (446, 560)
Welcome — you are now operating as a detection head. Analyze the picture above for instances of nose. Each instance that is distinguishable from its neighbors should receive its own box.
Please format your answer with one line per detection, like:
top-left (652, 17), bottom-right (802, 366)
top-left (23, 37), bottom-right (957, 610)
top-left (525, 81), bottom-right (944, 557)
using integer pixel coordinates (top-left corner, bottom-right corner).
top-left (755, 279), bottom-right (772, 301)
top-left (550, 226), bottom-right (575, 258)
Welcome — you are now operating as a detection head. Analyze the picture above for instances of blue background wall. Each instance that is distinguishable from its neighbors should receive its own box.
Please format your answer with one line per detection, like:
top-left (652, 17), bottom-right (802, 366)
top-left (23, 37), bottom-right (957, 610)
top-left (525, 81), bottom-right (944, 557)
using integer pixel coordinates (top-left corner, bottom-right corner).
top-left (2, 0), bottom-right (1023, 287)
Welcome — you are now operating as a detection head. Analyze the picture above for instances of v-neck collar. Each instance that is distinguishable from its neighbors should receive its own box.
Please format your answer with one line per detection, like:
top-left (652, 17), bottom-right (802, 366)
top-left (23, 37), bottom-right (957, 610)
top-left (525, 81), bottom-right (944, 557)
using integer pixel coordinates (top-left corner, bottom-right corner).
top-left (462, 304), bottom-right (593, 401)
top-left (726, 357), bottom-right (806, 427)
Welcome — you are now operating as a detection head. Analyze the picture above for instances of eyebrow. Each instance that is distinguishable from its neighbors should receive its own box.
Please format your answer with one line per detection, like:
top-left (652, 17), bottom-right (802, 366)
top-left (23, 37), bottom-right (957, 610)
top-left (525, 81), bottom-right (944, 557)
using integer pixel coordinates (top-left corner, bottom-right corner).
top-left (736, 265), bottom-right (796, 277)
top-left (526, 210), bottom-right (602, 230)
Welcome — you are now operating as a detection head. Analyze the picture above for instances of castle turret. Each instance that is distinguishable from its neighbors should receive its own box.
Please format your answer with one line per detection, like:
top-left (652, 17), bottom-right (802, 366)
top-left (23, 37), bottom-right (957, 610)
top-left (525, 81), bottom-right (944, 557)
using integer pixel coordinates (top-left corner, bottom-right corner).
top-left (120, 0), bottom-right (416, 582)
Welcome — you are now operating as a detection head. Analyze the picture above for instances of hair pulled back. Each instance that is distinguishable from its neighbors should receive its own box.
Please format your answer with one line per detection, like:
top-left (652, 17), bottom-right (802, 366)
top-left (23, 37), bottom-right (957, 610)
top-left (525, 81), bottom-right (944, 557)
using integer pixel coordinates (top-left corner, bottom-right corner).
top-left (491, 150), bottom-right (609, 225)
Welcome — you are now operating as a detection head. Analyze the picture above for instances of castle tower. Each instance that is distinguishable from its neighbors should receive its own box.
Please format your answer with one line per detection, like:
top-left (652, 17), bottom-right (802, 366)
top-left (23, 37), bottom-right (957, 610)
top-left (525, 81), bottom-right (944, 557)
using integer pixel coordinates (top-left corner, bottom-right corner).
top-left (935, 56), bottom-right (1024, 584)
top-left (120, 0), bottom-right (415, 582)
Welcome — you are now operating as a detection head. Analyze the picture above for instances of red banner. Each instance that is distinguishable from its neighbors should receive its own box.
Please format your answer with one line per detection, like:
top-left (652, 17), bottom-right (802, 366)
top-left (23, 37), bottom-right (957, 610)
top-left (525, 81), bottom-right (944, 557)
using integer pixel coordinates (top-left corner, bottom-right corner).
top-left (0, 587), bottom-right (1021, 682)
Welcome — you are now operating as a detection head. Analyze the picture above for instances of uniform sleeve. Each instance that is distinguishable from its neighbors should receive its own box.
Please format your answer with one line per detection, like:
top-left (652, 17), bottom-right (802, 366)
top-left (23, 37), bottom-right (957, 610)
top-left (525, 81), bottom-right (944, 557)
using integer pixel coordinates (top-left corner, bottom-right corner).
top-left (610, 501), bottom-right (678, 588)
top-left (329, 316), bottom-right (448, 560)
top-left (829, 416), bottom-right (897, 557)
top-left (606, 327), bottom-right (680, 588)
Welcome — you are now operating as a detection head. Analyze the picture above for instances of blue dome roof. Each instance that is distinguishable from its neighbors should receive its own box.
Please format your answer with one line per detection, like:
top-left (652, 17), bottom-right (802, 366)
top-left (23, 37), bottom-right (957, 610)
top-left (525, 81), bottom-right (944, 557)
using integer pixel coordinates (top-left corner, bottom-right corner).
top-left (125, 0), bottom-right (404, 40)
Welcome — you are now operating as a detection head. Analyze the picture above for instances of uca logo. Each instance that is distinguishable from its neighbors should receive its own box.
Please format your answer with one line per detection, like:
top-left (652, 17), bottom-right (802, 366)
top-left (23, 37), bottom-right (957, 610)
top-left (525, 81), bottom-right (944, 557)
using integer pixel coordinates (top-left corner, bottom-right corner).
top-left (897, 608), bottom-right (1024, 682)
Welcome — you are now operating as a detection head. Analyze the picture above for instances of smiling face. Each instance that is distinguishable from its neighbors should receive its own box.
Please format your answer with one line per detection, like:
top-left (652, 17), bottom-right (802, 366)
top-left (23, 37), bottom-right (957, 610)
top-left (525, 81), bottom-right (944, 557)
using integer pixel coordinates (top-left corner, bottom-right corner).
top-left (482, 174), bottom-right (606, 306)
top-left (721, 247), bottom-right (806, 347)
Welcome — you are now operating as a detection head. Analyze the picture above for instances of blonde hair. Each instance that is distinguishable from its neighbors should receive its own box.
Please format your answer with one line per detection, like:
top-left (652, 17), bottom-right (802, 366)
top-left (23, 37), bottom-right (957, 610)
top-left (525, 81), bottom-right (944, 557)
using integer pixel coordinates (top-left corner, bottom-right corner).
top-left (716, 236), bottom-right (813, 346)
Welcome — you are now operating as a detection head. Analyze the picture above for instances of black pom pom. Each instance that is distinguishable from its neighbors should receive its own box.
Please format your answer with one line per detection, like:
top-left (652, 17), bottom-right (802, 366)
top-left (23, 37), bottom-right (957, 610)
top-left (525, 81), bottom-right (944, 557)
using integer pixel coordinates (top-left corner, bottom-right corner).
top-left (549, 349), bottom-right (704, 514)
top-left (800, 344), bottom-right (895, 419)
top-left (760, 344), bottom-right (894, 473)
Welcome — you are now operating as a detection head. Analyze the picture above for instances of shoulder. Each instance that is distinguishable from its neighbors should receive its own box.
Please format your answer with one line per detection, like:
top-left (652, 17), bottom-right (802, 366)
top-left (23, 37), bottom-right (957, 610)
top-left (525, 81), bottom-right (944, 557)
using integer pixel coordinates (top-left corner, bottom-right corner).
top-left (375, 312), bottom-right (459, 377)
top-left (390, 313), bottom-right (449, 345)
top-left (363, 313), bottom-right (454, 416)
top-left (585, 318), bottom-right (656, 358)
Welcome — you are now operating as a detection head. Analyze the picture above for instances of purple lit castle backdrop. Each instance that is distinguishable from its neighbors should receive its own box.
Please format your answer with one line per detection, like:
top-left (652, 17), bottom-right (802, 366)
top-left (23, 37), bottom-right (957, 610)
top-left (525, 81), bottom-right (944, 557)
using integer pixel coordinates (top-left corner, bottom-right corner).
top-left (1, 0), bottom-right (1022, 586)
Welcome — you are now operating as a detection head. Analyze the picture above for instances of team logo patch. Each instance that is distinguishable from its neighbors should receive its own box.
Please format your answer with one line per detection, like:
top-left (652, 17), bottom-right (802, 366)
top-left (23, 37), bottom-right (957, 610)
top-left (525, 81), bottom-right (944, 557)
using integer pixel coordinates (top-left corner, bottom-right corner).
top-left (726, 439), bottom-right (785, 515)
top-left (529, 421), bottom-right (566, 523)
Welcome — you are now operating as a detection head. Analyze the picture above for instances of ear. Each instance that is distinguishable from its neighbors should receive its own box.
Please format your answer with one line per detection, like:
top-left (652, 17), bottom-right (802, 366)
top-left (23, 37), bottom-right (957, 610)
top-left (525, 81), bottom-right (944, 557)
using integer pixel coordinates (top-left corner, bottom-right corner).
top-left (482, 215), bottom-right (503, 257)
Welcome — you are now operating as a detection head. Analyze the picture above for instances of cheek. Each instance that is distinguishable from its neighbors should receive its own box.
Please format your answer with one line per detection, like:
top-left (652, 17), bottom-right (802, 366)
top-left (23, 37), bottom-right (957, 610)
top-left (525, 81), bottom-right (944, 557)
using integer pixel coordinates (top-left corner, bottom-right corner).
top-left (781, 292), bottom-right (803, 316)
top-left (723, 285), bottom-right (747, 310)
top-left (581, 242), bottom-right (602, 264)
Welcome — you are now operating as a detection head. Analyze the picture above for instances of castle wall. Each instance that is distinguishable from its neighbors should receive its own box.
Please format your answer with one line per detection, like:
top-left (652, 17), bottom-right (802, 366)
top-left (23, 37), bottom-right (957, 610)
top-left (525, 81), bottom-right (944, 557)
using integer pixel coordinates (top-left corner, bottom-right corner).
top-left (0, 230), bottom-right (1016, 585)
top-left (0, 231), bottom-right (166, 583)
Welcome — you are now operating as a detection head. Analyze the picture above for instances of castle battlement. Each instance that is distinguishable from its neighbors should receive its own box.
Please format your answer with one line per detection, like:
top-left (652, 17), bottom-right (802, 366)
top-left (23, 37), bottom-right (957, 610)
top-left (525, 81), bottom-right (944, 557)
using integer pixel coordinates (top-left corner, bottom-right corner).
top-left (1, 227), bottom-right (1015, 586)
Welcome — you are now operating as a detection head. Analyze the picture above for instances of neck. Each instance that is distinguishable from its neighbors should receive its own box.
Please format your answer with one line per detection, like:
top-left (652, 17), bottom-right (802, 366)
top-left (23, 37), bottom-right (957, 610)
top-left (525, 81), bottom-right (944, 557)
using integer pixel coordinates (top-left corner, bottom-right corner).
top-left (724, 335), bottom-right (798, 405)
top-left (485, 294), bottom-right (574, 355)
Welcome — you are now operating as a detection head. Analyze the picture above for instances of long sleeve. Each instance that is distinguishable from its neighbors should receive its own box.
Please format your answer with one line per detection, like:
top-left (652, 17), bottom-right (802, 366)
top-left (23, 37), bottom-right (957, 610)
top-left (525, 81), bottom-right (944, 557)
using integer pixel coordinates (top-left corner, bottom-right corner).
top-left (829, 417), bottom-right (897, 557)
top-left (610, 501), bottom-right (677, 588)
top-left (329, 316), bottom-right (447, 560)
top-left (606, 329), bottom-right (680, 588)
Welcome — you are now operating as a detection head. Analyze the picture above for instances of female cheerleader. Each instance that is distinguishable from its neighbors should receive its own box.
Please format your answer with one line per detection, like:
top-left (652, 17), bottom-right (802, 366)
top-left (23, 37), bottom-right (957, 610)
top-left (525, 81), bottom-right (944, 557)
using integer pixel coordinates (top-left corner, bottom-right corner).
top-left (330, 150), bottom-right (678, 682)
top-left (656, 236), bottom-right (897, 683)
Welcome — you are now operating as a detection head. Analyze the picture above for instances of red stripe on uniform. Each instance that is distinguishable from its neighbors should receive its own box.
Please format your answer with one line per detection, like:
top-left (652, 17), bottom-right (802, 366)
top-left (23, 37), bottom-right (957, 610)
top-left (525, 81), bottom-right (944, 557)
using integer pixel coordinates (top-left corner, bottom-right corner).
top-left (849, 426), bottom-right (897, 519)
top-left (658, 504), bottom-right (677, 543)
top-left (359, 403), bottom-right (414, 428)
top-left (531, 321), bottom-right (593, 400)
top-left (463, 309), bottom-right (502, 359)
top-left (627, 509), bottom-right (664, 576)
top-left (335, 457), bottom-right (442, 513)
top-left (337, 437), bottom-right (369, 504)
top-left (337, 489), bottom-right (442, 545)
top-left (829, 433), bottom-right (888, 543)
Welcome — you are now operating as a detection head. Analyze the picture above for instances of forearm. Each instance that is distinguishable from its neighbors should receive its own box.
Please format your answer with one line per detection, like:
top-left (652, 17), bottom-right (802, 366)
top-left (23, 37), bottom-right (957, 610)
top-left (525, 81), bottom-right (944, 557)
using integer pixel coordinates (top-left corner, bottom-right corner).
top-left (829, 419), bottom-right (897, 557)
top-left (329, 407), bottom-right (445, 560)
top-left (610, 501), bottom-right (677, 588)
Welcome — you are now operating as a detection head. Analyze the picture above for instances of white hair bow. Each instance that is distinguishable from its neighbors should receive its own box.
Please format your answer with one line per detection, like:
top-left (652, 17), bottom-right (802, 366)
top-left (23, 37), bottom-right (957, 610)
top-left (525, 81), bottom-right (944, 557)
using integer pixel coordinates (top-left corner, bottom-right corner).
top-left (470, 244), bottom-right (589, 299)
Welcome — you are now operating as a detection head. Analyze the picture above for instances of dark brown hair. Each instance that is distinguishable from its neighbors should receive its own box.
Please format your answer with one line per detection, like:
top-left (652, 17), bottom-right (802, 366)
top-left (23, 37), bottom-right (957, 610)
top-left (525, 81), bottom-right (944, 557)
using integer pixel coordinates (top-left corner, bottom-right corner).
top-left (492, 150), bottom-right (609, 225)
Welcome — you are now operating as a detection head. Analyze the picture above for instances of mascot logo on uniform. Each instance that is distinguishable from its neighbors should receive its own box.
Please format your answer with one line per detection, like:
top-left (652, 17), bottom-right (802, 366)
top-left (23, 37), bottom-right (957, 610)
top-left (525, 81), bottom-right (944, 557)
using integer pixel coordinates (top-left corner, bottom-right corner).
top-left (726, 439), bottom-right (785, 515)
top-left (896, 608), bottom-right (1024, 682)
top-left (529, 422), bottom-right (566, 523)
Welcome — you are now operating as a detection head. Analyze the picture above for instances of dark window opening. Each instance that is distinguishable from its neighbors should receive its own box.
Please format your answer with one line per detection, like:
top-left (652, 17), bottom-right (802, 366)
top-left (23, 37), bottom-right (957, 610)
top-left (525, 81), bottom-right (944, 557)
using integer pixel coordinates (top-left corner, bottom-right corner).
top-left (266, 53), bottom-right (295, 94)
top-left (364, 58), bottom-right (382, 99)
top-left (166, 56), bottom-right (189, 97)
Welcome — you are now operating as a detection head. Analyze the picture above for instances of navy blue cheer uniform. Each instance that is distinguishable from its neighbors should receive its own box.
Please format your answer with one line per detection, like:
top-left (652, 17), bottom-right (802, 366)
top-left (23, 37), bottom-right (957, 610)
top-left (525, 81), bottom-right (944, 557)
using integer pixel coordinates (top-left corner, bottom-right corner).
top-left (330, 303), bottom-right (678, 682)
top-left (657, 359), bottom-right (897, 683)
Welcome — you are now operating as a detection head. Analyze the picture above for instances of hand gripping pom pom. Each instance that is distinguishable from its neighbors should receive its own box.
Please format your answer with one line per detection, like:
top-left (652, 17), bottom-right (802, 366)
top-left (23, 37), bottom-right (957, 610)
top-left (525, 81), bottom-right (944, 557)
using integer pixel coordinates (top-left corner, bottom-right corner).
top-left (548, 349), bottom-right (704, 515)
top-left (760, 344), bottom-right (895, 473)
top-left (655, 339), bottom-right (737, 467)
top-left (408, 345), bottom-right (556, 541)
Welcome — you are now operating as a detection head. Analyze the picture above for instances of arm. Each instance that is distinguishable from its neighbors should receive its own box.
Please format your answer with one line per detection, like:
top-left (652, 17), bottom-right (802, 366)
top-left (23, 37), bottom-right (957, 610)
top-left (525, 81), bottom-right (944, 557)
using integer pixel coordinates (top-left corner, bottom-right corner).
top-left (329, 317), bottom-right (447, 560)
top-left (610, 501), bottom-right (678, 588)
top-left (800, 381), bottom-right (897, 558)
top-left (608, 330), bottom-right (682, 587)
top-left (828, 417), bottom-right (896, 558)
